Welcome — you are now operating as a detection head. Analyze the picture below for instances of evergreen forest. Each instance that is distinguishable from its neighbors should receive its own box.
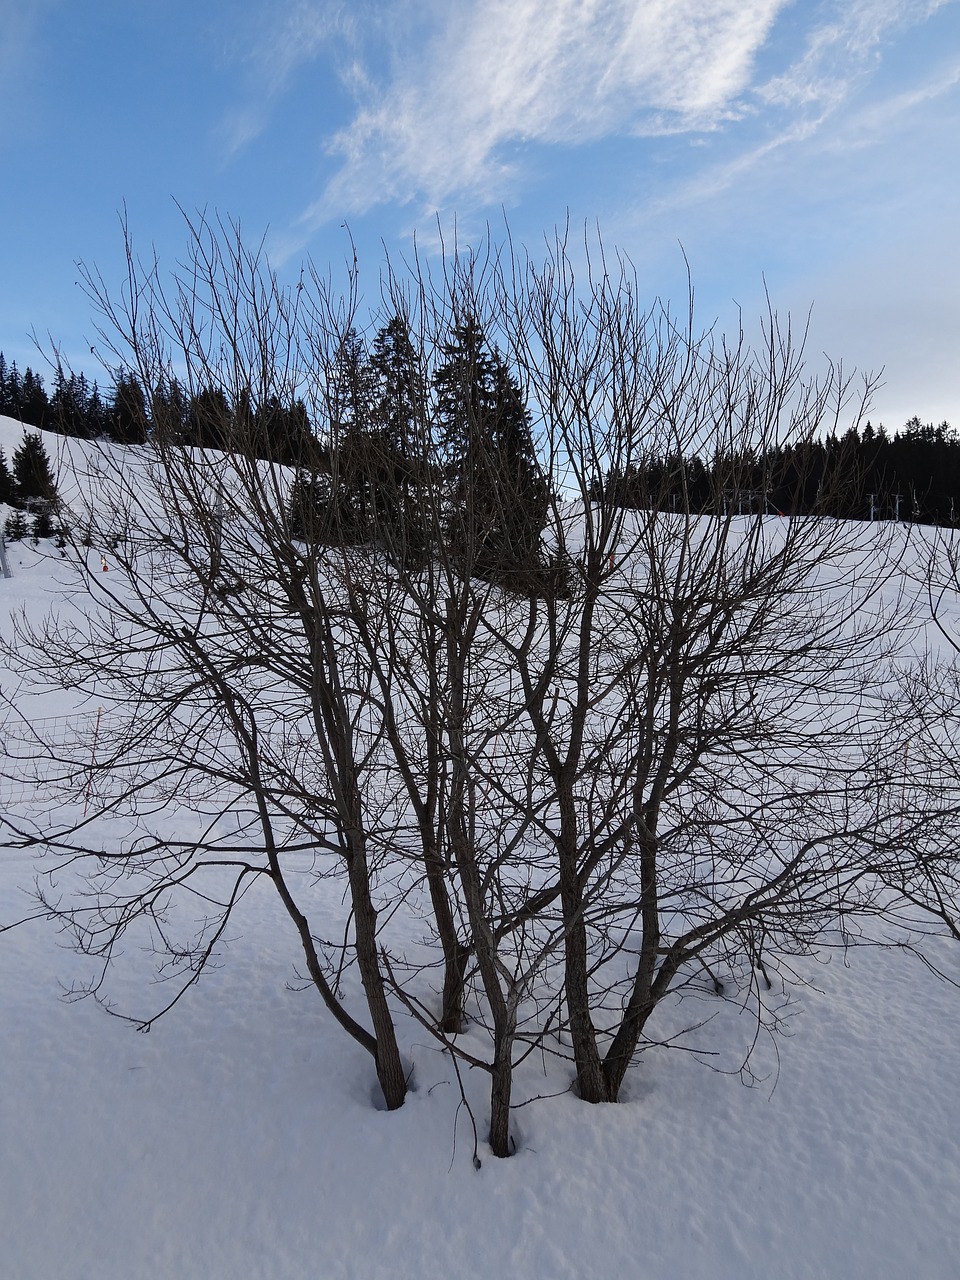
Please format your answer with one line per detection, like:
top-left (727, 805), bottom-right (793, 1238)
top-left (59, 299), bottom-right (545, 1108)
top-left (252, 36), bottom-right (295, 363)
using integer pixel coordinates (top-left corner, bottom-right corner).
top-left (1, 346), bottom-right (957, 530)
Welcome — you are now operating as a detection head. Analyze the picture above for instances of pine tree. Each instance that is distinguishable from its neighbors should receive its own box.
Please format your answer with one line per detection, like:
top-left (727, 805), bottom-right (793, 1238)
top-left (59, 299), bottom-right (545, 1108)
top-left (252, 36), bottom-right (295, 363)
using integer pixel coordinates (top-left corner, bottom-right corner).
top-left (370, 316), bottom-right (424, 459)
top-left (487, 355), bottom-right (548, 569)
top-left (31, 508), bottom-right (54, 540)
top-left (1, 360), bottom-right (23, 420)
top-left (184, 386), bottom-right (231, 449)
top-left (368, 315), bottom-right (428, 561)
top-left (281, 399), bottom-right (314, 466)
top-left (252, 395), bottom-right (315, 466)
top-left (86, 382), bottom-right (110, 438)
top-left (109, 374), bottom-right (149, 444)
top-left (0, 358), bottom-right (48, 427)
top-left (433, 316), bottom-right (548, 590)
top-left (4, 509), bottom-right (28, 541)
top-left (51, 368), bottom-right (91, 437)
top-left (151, 379), bottom-right (188, 444)
top-left (12, 431), bottom-right (57, 506)
top-left (324, 329), bottom-right (380, 543)
top-left (19, 367), bottom-right (49, 428)
top-left (286, 468), bottom-right (333, 543)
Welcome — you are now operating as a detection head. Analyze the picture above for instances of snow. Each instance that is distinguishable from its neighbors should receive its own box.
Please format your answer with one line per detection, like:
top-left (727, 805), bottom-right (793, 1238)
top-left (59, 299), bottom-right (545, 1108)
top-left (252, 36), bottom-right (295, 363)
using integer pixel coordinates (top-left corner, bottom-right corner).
top-left (2, 416), bottom-right (960, 1279)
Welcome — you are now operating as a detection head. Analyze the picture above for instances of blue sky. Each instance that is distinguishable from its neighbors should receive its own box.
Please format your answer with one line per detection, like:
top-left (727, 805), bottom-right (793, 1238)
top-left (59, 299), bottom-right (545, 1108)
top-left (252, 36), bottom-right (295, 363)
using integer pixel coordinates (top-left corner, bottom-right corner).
top-left (1, 0), bottom-right (958, 430)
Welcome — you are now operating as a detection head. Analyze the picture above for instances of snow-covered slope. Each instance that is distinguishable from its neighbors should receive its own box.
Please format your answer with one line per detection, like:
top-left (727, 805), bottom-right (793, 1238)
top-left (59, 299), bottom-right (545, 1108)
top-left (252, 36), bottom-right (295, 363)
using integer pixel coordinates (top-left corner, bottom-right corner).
top-left (2, 416), bottom-right (960, 1280)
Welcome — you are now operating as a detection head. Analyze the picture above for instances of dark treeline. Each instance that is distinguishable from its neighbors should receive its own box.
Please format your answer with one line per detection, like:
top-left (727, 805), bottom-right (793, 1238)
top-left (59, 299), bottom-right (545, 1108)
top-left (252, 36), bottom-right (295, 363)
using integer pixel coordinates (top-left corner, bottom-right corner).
top-left (0, 352), bottom-right (313, 462)
top-left (597, 418), bottom-right (960, 526)
top-left (2, 349), bottom-right (956, 529)
top-left (0, 318), bottom-right (551, 593)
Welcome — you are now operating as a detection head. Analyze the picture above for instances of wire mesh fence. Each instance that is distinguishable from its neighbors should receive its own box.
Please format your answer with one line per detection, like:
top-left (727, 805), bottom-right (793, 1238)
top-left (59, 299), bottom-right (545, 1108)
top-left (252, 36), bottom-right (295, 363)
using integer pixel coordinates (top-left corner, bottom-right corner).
top-left (0, 708), bottom-right (104, 810)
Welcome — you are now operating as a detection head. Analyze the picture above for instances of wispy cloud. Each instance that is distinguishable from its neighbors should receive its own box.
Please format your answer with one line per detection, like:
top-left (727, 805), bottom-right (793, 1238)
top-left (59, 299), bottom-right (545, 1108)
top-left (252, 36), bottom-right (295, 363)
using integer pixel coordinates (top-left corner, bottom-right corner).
top-left (217, 0), bottom-right (349, 160)
top-left (306, 0), bottom-right (786, 220)
top-left (758, 0), bottom-right (954, 113)
top-left (0, 0), bottom-right (57, 134)
top-left (0, 0), bottom-right (47, 70)
top-left (824, 55), bottom-right (960, 149)
top-left (247, 0), bottom-right (960, 268)
top-left (633, 0), bottom-right (960, 224)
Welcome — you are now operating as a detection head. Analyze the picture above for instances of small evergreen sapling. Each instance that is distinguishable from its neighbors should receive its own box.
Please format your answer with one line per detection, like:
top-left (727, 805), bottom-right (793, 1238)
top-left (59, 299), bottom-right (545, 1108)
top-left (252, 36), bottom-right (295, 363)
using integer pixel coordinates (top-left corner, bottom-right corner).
top-left (12, 431), bottom-right (57, 506)
top-left (4, 510), bottom-right (28, 541)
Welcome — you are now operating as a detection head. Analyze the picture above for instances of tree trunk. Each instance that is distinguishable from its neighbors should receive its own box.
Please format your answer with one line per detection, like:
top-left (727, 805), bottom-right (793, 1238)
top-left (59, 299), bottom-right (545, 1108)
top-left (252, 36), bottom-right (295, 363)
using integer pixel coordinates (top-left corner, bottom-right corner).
top-left (557, 770), bottom-right (611, 1103)
top-left (345, 830), bottom-right (408, 1110)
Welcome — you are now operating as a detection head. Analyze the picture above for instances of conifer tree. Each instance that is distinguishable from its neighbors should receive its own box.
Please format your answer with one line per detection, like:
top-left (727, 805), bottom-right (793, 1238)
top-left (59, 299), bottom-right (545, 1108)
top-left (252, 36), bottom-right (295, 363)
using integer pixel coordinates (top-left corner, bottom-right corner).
top-left (109, 374), bottom-right (149, 444)
top-left (0, 359), bottom-right (50, 430)
top-left (286, 467), bottom-right (333, 542)
top-left (151, 379), bottom-right (189, 444)
top-left (251, 395), bottom-right (315, 466)
top-left (31, 508), bottom-right (54, 540)
top-left (433, 316), bottom-right (547, 589)
top-left (279, 399), bottom-right (314, 466)
top-left (368, 315), bottom-right (428, 560)
top-left (370, 316), bottom-right (424, 459)
top-left (86, 382), bottom-right (110, 438)
top-left (12, 431), bottom-right (57, 506)
top-left (184, 386), bottom-right (231, 449)
top-left (3, 509), bottom-right (28, 541)
top-left (51, 368), bottom-right (91, 437)
top-left (22, 368), bottom-right (49, 428)
top-left (1, 359), bottom-right (23, 420)
top-left (325, 329), bottom-right (379, 543)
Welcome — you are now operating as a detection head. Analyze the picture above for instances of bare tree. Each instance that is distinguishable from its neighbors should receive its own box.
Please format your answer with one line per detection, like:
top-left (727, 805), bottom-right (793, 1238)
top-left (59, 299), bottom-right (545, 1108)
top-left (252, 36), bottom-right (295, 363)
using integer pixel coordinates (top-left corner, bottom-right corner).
top-left (872, 528), bottom-right (960, 947)
top-left (2, 214), bottom-right (954, 1162)
top-left (496, 239), bottom-right (911, 1101)
top-left (2, 219), bottom-right (413, 1111)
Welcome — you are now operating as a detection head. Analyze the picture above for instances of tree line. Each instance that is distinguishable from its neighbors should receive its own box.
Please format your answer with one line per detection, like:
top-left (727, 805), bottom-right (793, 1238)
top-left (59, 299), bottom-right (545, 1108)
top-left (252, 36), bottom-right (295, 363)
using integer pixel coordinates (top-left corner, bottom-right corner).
top-left (3, 346), bottom-right (956, 534)
top-left (1, 313), bottom-right (552, 595)
top-left (603, 415), bottom-right (960, 526)
top-left (0, 351), bottom-right (311, 455)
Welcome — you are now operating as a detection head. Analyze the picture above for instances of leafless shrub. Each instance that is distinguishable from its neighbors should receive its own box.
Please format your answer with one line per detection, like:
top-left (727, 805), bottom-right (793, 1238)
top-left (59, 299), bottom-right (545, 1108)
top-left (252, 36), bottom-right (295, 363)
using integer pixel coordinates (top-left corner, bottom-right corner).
top-left (2, 214), bottom-right (948, 1160)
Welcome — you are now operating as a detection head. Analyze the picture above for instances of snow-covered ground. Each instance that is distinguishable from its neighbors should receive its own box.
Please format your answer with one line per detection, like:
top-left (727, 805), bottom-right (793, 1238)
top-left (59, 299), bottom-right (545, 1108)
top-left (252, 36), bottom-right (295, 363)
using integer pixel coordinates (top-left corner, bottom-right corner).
top-left (2, 418), bottom-right (960, 1280)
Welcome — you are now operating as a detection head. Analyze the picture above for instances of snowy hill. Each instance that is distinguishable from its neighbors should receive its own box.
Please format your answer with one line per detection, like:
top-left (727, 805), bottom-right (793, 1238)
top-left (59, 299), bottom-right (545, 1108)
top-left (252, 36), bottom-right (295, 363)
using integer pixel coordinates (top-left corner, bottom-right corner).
top-left (2, 414), bottom-right (960, 1280)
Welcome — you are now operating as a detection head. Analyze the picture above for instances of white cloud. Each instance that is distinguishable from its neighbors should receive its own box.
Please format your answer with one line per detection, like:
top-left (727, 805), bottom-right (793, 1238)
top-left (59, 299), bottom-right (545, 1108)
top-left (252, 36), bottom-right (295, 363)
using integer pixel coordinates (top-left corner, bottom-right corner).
top-left (311, 0), bottom-right (786, 218)
top-left (630, 1), bottom-right (960, 224)
top-left (825, 56), bottom-right (960, 149)
top-left (758, 0), bottom-right (955, 114)
top-left (250, 0), bottom-right (352, 86)
top-left (217, 0), bottom-right (348, 160)
top-left (262, 0), bottom-right (960, 275)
